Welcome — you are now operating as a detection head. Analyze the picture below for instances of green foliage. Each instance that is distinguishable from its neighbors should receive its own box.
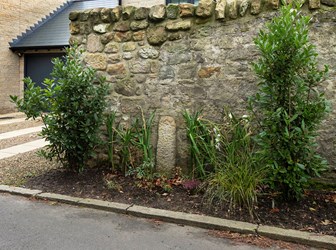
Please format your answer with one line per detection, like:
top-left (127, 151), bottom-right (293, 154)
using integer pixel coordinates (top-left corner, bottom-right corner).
top-left (183, 110), bottom-right (264, 213)
top-left (183, 110), bottom-right (216, 179)
top-left (105, 109), bottom-right (156, 180)
top-left (202, 113), bottom-right (265, 215)
top-left (133, 109), bottom-right (156, 180)
top-left (249, 4), bottom-right (329, 200)
top-left (115, 121), bottom-right (137, 176)
top-left (106, 111), bottom-right (117, 171)
top-left (11, 46), bottom-right (108, 172)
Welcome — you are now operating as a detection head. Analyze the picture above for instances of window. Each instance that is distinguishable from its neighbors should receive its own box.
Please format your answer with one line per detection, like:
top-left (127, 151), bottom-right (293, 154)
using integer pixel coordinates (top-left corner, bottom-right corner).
top-left (166, 0), bottom-right (199, 5)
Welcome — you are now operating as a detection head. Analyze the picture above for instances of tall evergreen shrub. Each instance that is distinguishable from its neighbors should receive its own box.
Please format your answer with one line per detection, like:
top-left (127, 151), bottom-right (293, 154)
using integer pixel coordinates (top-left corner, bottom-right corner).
top-left (249, 4), bottom-right (330, 200)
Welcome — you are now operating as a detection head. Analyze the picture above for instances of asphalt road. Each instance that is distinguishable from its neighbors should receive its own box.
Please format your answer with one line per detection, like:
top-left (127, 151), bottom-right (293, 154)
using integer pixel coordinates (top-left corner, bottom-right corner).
top-left (0, 193), bottom-right (262, 250)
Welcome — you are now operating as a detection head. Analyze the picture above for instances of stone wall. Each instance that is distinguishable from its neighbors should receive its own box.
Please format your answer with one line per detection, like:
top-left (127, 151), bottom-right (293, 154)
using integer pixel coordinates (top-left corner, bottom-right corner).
top-left (69, 0), bottom-right (336, 172)
top-left (0, 0), bottom-right (67, 114)
top-left (122, 0), bottom-right (165, 7)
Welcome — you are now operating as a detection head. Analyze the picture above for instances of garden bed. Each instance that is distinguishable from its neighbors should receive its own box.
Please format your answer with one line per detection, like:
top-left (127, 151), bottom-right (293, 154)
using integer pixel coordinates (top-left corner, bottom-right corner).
top-left (2, 152), bottom-right (331, 237)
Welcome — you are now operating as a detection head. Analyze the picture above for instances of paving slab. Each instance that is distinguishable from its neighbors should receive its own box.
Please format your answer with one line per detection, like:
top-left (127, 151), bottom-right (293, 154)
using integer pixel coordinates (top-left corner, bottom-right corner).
top-left (0, 118), bottom-right (27, 125)
top-left (0, 126), bottom-right (43, 140)
top-left (0, 112), bottom-right (25, 119)
top-left (0, 139), bottom-right (48, 160)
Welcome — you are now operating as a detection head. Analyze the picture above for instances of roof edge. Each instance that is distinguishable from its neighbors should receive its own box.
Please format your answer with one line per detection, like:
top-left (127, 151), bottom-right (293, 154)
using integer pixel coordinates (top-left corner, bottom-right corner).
top-left (9, 1), bottom-right (73, 48)
top-left (10, 45), bottom-right (69, 53)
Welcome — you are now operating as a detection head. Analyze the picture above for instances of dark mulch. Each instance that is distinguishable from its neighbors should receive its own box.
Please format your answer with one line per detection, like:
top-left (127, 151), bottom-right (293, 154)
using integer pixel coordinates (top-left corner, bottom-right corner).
top-left (24, 166), bottom-right (336, 237)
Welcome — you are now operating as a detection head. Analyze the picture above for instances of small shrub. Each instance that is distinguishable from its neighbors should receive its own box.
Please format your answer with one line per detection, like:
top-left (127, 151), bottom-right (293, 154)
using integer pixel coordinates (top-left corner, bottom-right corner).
top-left (10, 46), bottom-right (108, 172)
top-left (249, 4), bottom-right (330, 200)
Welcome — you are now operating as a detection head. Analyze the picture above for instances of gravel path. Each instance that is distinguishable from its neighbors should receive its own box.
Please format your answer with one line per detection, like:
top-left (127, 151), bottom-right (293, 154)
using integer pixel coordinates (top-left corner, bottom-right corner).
top-left (0, 132), bottom-right (41, 150)
top-left (0, 149), bottom-right (59, 186)
top-left (0, 114), bottom-right (54, 186)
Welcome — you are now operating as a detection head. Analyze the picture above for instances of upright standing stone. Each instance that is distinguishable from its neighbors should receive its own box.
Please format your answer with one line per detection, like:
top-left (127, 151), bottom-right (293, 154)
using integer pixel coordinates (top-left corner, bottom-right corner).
top-left (157, 116), bottom-right (176, 176)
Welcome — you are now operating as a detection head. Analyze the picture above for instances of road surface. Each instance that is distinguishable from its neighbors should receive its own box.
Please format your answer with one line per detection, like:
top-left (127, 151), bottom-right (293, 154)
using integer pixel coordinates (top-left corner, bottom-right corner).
top-left (0, 193), bottom-right (261, 250)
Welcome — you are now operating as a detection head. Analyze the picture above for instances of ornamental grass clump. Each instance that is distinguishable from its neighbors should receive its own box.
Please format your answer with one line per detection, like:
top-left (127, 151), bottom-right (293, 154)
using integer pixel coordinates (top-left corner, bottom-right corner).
top-left (249, 4), bottom-right (330, 200)
top-left (11, 46), bottom-right (108, 172)
top-left (105, 109), bottom-right (156, 180)
top-left (202, 113), bottom-right (265, 216)
top-left (183, 110), bottom-right (217, 179)
top-left (184, 110), bottom-right (265, 214)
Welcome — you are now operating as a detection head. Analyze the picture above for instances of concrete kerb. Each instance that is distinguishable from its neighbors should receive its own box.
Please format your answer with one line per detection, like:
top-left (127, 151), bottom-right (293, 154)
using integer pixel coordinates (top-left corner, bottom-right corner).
top-left (0, 185), bottom-right (42, 197)
top-left (0, 184), bottom-right (335, 249)
top-left (36, 192), bottom-right (130, 214)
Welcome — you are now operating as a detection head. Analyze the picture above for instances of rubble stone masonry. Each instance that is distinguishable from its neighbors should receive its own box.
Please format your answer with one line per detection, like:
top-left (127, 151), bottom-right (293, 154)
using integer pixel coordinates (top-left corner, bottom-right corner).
top-left (69, 0), bottom-right (336, 172)
top-left (123, 0), bottom-right (165, 7)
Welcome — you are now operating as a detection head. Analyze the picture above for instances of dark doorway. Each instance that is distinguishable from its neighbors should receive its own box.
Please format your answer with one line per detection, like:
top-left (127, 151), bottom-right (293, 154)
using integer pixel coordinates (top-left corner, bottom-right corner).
top-left (24, 53), bottom-right (64, 89)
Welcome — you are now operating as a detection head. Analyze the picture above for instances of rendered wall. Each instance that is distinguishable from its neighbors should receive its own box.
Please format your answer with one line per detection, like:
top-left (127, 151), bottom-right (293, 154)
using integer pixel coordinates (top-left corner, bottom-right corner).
top-left (0, 0), bottom-right (67, 114)
top-left (69, 0), bottom-right (336, 171)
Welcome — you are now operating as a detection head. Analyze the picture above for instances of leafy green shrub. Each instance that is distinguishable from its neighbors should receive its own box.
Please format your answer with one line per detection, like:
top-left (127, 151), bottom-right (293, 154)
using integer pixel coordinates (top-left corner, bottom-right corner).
top-left (249, 4), bottom-right (329, 200)
top-left (11, 46), bottom-right (108, 172)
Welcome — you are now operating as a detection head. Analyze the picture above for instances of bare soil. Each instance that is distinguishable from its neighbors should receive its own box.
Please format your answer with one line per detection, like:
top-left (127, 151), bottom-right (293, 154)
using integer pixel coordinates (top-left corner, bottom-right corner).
top-left (0, 151), bottom-right (331, 237)
top-left (0, 116), bottom-right (334, 247)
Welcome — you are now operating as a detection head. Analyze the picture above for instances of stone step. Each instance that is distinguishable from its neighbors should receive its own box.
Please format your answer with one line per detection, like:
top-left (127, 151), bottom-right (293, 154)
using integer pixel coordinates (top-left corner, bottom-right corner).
top-left (0, 139), bottom-right (48, 160)
top-left (0, 118), bottom-right (27, 126)
top-left (0, 126), bottom-right (43, 140)
top-left (0, 112), bottom-right (25, 119)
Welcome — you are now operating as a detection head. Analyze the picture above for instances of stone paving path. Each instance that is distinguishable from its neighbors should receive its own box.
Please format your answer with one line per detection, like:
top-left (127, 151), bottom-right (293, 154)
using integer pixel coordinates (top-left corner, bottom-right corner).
top-left (0, 114), bottom-right (47, 160)
top-left (0, 126), bottom-right (43, 140)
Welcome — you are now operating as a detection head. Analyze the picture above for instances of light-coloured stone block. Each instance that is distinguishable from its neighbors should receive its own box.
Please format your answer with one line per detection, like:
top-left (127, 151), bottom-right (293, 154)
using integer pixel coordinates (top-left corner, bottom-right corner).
top-left (309, 0), bottom-right (321, 9)
top-left (215, 0), bottom-right (226, 19)
top-left (156, 116), bottom-right (176, 176)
